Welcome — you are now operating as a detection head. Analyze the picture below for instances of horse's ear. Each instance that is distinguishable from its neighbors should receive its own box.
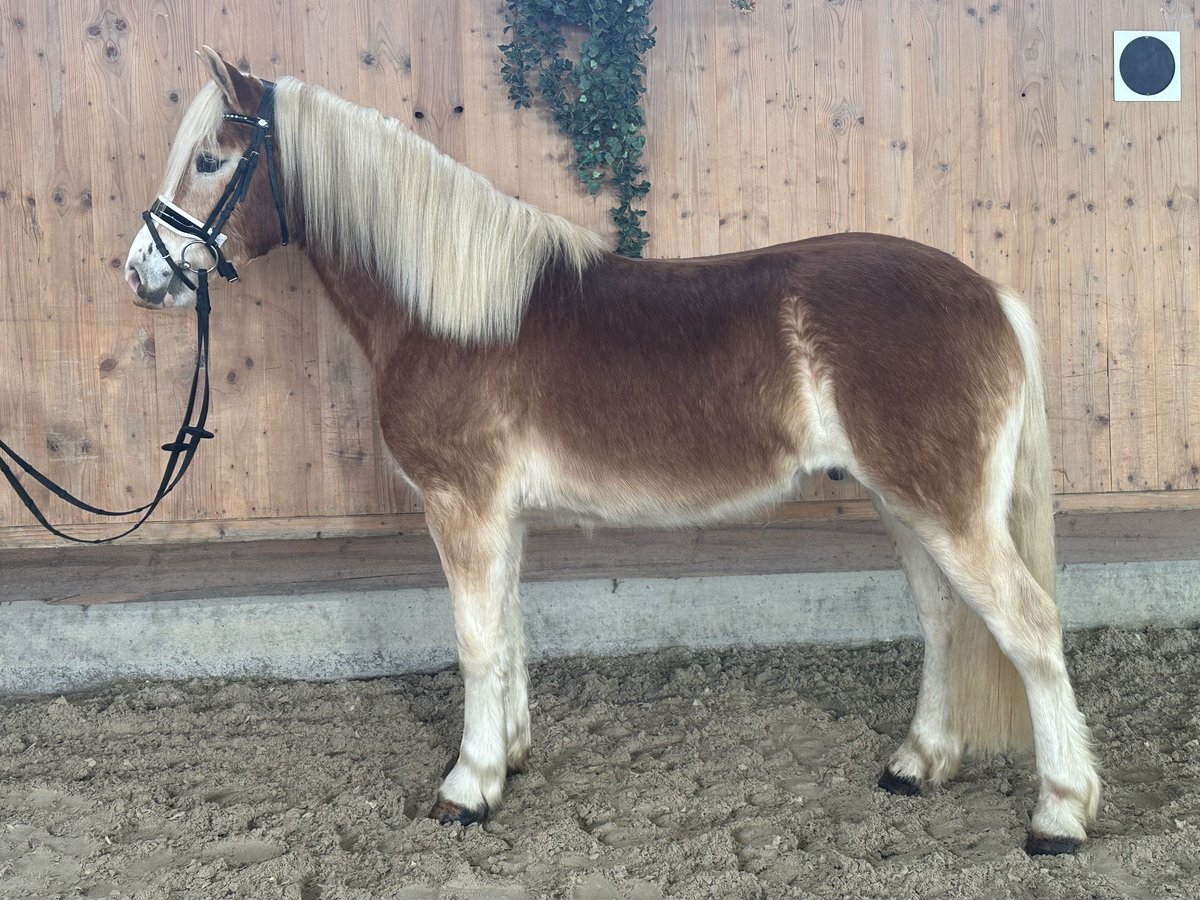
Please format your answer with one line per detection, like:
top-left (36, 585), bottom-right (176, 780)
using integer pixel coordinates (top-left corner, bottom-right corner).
top-left (197, 45), bottom-right (258, 113)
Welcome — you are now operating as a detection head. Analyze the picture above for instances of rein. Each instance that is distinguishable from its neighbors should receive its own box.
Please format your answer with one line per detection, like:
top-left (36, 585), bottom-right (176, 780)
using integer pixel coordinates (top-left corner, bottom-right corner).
top-left (0, 81), bottom-right (288, 544)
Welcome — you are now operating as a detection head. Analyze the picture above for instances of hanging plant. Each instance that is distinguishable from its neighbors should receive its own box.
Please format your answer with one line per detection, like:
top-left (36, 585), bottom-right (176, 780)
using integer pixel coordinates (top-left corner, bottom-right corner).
top-left (499, 0), bottom-right (656, 257)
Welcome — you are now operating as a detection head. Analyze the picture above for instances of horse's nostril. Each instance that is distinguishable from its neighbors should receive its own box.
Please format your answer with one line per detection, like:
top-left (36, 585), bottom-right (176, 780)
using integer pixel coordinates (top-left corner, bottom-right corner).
top-left (125, 267), bottom-right (142, 295)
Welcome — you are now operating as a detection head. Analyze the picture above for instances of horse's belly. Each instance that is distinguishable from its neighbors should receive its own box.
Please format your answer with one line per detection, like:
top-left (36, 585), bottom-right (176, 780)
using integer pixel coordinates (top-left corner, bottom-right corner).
top-left (510, 432), bottom-right (840, 528)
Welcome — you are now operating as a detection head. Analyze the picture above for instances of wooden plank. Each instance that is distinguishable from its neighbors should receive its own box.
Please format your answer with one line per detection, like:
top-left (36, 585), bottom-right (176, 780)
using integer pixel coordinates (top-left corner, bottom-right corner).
top-left (1146, 0), bottom-right (1199, 491)
top-left (1186, 0), bottom-right (1200, 493)
top-left (6, 507), bottom-right (1198, 607)
top-left (761, 0), bottom-right (817, 245)
top-left (1051, 489), bottom-right (1200, 515)
top-left (78, 0), bottom-right (165, 518)
top-left (643, 0), bottom-right (721, 257)
top-left (0, 2), bottom-right (43, 531)
top-left (1009, 0), bottom-right (1062, 492)
top-left (713, 4), bottom-right (769, 252)
top-left (957, 1), bottom-right (1017, 287)
top-left (1102, 0), bottom-right (1159, 492)
top-left (1050, 0), bottom-right (1111, 494)
top-left (860, 0), bottom-right (913, 237)
top-left (908, 0), bottom-right (959, 254)
top-left (17, 1), bottom-right (97, 526)
top-left (1, 518), bottom-right (896, 604)
top-left (197, 0), bottom-right (313, 521)
top-left (811, 0), bottom-right (866, 236)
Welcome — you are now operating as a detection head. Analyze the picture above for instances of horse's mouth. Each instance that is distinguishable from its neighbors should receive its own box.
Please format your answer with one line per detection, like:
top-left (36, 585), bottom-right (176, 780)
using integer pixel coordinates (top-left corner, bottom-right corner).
top-left (129, 272), bottom-right (190, 310)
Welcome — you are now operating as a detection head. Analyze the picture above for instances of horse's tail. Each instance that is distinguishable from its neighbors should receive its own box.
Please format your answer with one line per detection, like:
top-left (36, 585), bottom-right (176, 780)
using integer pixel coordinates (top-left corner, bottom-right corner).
top-left (946, 287), bottom-right (1049, 751)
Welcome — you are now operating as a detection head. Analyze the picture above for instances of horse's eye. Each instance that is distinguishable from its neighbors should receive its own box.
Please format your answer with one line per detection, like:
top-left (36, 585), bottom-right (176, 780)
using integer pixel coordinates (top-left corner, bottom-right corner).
top-left (195, 152), bottom-right (222, 174)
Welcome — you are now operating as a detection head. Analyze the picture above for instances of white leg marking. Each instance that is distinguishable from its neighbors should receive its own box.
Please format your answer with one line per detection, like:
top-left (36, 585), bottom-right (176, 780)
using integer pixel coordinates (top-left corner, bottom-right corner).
top-left (429, 506), bottom-right (523, 815)
top-left (933, 534), bottom-right (1100, 841)
top-left (875, 498), bottom-right (963, 787)
top-left (500, 524), bottom-right (531, 772)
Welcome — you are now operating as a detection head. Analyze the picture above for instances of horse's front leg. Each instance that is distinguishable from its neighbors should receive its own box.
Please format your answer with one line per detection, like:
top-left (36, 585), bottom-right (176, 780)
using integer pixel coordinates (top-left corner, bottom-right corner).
top-left (501, 523), bottom-right (531, 775)
top-left (425, 495), bottom-right (524, 825)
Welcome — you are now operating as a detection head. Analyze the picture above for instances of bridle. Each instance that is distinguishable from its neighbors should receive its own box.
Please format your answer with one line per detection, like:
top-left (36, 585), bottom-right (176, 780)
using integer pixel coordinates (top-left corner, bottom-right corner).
top-left (143, 81), bottom-right (289, 288)
top-left (0, 81), bottom-right (289, 544)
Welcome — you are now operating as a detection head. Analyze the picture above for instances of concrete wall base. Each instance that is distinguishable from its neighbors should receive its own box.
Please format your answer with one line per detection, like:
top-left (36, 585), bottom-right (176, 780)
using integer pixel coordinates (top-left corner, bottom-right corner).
top-left (3, 559), bottom-right (1198, 694)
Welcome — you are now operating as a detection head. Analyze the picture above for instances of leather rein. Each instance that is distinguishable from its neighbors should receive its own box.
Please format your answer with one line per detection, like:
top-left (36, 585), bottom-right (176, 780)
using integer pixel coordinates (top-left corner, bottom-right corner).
top-left (0, 81), bottom-right (288, 544)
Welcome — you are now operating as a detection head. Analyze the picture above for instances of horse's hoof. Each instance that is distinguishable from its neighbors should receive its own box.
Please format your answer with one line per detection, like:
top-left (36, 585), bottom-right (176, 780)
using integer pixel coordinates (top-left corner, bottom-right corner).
top-left (429, 797), bottom-right (488, 826)
top-left (1025, 833), bottom-right (1081, 856)
top-left (878, 768), bottom-right (922, 797)
top-left (506, 764), bottom-right (524, 778)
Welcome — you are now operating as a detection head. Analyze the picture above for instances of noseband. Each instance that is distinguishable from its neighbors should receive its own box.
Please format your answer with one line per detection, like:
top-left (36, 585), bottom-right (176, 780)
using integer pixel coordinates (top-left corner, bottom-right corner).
top-left (0, 81), bottom-right (289, 544)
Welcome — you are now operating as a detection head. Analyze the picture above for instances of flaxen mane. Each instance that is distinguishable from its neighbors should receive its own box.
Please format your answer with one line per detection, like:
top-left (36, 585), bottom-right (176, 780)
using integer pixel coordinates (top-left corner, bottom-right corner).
top-left (271, 78), bottom-right (606, 343)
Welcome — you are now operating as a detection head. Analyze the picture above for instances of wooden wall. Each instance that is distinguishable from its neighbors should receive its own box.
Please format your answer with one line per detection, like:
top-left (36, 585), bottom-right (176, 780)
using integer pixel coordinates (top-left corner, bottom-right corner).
top-left (0, 0), bottom-right (1197, 547)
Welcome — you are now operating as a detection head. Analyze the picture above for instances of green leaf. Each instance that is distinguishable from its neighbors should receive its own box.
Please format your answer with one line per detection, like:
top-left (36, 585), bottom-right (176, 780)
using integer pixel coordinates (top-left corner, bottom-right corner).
top-left (499, 0), bottom-right (654, 252)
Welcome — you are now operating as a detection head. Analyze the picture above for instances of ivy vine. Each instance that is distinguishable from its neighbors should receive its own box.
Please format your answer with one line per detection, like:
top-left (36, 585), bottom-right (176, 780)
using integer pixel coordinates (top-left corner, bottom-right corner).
top-left (499, 1), bottom-right (755, 257)
top-left (499, 0), bottom-right (656, 257)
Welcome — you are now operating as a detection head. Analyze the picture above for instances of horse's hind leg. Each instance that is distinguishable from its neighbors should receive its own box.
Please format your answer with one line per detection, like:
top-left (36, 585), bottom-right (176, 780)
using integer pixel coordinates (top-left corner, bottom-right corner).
top-left (927, 525), bottom-right (1100, 852)
top-left (424, 495), bottom-right (524, 825)
top-left (872, 497), bottom-right (964, 794)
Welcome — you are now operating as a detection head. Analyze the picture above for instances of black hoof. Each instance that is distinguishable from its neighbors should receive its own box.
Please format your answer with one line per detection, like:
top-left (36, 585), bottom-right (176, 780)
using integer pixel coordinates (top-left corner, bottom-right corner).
top-left (878, 768), bottom-right (922, 797)
top-left (429, 797), bottom-right (488, 826)
top-left (506, 764), bottom-right (525, 778)
top-left (1025, 833), bottom-right (1081, 856)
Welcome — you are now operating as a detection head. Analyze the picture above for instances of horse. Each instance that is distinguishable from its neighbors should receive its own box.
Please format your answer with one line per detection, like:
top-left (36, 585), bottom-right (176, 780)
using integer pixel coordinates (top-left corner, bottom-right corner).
top-left (124, 47), bottom-right (1100, 855)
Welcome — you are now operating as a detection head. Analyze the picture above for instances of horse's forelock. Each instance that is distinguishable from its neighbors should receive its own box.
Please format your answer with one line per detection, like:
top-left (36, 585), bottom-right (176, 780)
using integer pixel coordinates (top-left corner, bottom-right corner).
top-left (159, 82), bottom-right (228, 201)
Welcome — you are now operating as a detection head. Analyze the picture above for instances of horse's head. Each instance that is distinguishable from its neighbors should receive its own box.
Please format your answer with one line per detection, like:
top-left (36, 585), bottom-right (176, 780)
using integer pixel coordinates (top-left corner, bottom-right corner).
top-left (124, 47), bottom-right (288, 310)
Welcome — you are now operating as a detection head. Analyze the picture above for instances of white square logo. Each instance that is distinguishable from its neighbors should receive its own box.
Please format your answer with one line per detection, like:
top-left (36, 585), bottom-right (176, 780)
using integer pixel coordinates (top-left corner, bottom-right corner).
top-left (1114, 31), bottom-right (1181, 102)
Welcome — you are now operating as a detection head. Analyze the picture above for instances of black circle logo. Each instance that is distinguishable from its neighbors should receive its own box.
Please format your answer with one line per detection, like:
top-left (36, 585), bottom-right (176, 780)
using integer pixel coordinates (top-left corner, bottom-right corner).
top-left (1119, 36), bottom-right (1175, 97)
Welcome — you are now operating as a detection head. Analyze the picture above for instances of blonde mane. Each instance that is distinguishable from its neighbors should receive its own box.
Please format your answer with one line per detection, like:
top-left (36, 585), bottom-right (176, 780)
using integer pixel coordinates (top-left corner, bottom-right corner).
top-left (270, 77), bottom-right (607, 343)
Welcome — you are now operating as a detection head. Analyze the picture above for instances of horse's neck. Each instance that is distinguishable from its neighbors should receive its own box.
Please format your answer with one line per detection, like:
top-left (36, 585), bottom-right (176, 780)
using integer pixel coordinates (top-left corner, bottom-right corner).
top-left (306, 245), bottom-right (414, 366)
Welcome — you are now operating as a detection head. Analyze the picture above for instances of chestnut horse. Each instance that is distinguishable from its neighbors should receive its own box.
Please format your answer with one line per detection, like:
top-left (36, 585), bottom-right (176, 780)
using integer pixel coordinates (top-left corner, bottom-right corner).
top-left (125, 49), bottom-right (1099, 854)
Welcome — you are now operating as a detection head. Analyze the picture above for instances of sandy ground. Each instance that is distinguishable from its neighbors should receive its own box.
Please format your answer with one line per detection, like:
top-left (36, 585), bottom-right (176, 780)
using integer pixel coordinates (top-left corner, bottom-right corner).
top-left (0, 626), bottom-right (1197, 899)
